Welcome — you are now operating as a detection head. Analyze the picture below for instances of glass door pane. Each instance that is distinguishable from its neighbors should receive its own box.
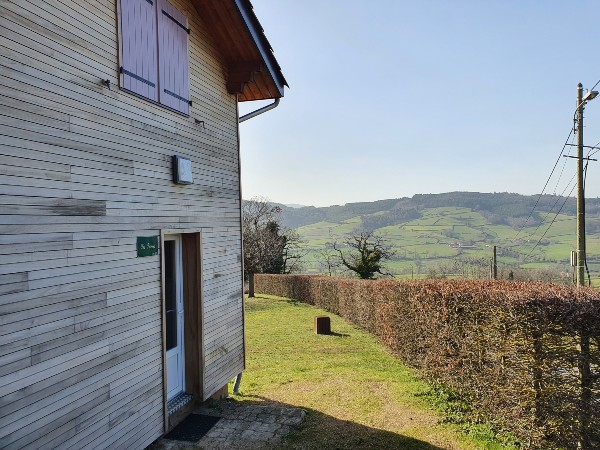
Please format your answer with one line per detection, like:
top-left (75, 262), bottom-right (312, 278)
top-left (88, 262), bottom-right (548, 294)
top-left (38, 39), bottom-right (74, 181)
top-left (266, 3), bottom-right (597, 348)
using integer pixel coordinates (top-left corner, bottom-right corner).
top-left (164, 240), bottom-right (177, 351)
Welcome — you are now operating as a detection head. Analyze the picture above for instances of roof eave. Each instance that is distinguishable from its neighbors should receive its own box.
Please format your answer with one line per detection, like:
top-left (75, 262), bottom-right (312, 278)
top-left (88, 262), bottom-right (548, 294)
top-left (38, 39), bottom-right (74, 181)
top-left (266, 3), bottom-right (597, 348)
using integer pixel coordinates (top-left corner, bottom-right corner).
top-left (190, 0), bottom-right (287, 101)
top-left (232, 0), bottom-right (288, 100)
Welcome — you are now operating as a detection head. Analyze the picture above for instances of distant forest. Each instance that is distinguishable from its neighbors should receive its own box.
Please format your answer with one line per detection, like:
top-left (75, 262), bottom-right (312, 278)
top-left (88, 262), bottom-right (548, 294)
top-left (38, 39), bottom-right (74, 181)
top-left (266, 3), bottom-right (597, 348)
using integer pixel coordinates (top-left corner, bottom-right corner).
top-left (277, 192), bottom-right (600, 230)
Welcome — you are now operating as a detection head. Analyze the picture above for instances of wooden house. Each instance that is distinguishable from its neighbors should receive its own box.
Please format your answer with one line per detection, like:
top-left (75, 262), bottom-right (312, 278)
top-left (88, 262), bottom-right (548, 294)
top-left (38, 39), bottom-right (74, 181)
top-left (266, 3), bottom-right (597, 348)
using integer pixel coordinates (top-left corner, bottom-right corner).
top-left (0, 0), bottom-right (286, 448)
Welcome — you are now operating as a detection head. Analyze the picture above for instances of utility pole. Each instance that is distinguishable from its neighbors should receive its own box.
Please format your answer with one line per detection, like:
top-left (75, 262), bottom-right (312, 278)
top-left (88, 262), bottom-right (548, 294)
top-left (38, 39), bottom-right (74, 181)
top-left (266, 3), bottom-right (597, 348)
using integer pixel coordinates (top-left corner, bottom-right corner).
top-left (576, 83), bottom-right (586, 286)
top-left (568, 84), bottom-right (597, 286)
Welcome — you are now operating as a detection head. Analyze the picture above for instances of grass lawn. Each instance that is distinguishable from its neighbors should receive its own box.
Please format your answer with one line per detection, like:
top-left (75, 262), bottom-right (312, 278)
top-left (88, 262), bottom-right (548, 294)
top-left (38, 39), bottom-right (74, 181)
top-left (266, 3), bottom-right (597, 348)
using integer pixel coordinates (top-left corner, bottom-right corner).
top-left (232, 295), bottom-right (516, 450)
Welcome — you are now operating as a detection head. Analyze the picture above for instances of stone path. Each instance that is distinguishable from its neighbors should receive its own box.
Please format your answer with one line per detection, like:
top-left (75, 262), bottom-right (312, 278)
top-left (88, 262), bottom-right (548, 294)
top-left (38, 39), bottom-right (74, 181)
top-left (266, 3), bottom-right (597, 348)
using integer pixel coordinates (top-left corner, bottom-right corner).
top-left (151, 401), bottom-right (306, 450)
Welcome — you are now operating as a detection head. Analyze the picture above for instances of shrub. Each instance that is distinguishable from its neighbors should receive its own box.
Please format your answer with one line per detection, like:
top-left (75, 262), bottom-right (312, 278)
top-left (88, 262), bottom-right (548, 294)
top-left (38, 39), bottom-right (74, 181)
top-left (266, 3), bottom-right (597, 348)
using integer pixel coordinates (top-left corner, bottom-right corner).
top-left (255, 275), bottom-right (600, 449)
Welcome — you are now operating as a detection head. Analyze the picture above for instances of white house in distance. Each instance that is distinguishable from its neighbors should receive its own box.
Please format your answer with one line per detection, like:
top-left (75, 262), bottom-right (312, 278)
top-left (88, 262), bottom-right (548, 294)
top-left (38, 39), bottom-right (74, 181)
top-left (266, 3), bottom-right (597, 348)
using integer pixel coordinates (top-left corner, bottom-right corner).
top-left (0, 1), bottom-right (286, 448)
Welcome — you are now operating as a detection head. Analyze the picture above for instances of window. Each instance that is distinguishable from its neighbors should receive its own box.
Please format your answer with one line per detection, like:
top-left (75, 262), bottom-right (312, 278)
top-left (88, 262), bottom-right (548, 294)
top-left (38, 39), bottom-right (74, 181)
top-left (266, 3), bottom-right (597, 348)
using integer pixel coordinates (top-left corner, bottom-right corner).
top-left (119, 0), bottom-right (191, 115)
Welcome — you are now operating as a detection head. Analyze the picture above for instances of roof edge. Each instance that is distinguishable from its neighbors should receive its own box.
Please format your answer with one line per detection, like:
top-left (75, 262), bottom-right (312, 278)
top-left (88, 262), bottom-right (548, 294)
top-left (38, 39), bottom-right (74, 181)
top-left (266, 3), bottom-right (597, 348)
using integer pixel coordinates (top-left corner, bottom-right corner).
top-left (233, 0), bottom-right (288, 98)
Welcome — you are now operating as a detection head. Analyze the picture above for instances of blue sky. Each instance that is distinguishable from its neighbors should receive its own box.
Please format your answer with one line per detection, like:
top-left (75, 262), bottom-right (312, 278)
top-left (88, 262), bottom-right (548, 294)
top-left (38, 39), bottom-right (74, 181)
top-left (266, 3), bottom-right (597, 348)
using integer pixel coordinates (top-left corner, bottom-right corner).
top-left (238, 1), bottom-right (600, 207)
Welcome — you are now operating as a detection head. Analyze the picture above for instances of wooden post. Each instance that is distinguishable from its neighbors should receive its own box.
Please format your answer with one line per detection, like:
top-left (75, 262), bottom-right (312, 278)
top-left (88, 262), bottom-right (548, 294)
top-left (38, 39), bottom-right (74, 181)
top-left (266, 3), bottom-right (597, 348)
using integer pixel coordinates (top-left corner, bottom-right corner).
top-left (314, 316), bottom-right (331, 335)
top-left (248, 273), bottom-right (255, 298)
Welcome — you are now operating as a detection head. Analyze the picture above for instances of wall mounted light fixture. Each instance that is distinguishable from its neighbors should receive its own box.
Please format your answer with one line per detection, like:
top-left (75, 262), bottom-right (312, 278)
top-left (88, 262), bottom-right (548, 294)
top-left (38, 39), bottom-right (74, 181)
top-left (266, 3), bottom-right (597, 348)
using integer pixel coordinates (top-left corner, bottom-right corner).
top-left (172, 155), bottom-right (193, 184)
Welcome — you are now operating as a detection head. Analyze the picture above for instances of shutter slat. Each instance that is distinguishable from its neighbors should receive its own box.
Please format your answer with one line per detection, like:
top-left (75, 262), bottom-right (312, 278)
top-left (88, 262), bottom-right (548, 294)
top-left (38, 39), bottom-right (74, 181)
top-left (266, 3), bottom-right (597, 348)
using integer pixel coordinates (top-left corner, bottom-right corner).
top-left (157, 0), bottom-right (190, 115)
top-left (120, 0), bottom-right (158, 101)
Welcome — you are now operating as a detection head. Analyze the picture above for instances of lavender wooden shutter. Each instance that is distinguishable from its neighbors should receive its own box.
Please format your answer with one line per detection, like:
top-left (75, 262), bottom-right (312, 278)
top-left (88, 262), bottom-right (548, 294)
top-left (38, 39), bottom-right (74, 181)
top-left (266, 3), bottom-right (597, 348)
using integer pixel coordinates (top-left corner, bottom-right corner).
top-left (157, 0), bottom-right (190, 115)
top-left (120, 0), bottom-right (158, 101)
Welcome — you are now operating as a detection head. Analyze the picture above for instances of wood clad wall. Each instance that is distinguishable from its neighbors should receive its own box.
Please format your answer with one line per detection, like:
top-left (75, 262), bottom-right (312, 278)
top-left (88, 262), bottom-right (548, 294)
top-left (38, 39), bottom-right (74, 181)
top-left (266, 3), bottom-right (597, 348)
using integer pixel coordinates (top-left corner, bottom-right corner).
top-left (0, 0), bottom-right (245, 448)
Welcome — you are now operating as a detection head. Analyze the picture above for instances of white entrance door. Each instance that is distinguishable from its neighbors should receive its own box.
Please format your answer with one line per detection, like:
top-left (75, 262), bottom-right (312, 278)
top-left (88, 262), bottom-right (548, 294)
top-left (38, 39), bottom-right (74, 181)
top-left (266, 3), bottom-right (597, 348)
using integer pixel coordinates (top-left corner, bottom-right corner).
top-left (164, 235), bottom-right (185, 400)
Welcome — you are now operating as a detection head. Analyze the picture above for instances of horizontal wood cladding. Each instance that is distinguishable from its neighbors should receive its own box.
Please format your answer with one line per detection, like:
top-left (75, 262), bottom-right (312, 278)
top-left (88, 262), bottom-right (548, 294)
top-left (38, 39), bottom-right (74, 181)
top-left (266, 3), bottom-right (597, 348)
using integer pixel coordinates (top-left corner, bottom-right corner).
top-left (0, 0), bottom-right (245, 448)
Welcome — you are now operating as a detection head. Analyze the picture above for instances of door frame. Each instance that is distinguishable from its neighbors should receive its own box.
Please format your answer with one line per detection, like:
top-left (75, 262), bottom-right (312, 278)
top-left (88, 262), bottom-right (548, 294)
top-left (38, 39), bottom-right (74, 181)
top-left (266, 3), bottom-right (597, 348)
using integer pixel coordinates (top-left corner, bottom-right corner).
top-left (160, 229), bottom-right (204, 432)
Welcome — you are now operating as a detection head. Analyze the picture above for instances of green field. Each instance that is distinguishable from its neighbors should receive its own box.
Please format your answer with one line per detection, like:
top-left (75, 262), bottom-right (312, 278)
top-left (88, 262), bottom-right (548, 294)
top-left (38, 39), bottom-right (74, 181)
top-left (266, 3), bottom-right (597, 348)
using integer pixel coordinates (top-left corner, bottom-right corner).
top-left (294, 206), bottom-right (597, 283)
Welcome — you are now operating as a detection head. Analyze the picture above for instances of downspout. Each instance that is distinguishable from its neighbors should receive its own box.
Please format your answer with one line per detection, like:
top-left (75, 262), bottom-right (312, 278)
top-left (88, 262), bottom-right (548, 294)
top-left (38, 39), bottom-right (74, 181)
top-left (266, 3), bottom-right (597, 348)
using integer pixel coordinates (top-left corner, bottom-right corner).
top-left (235, 96), bottom-right (246, 397)
top-left (233, 97), bottom-right (280, 396)
top-left (239, 98), bottom-right (280, 123)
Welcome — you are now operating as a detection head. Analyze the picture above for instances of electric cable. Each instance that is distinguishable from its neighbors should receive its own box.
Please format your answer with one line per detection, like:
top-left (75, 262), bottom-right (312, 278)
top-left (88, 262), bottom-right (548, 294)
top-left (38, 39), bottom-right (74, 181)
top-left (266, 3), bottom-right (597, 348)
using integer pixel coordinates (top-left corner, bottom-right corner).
top-left (513, 127), bottom-right (574, 241)
top-left (515, 79), bottom-right (600, 260)
top-left (583, 149), bottom-right (592, 286)
top-left (582, 146), bottom-right (600, 288)
top-left (553, 131), bottom-right (576, 195)
top-left (585, 255), bottom-right (592, 286)
top-left (525, 181), bottom-right (577, 260)
top-left (518, 173), bottom-right (576, 246)
top-left (584, 138), bottom-right (600, 158)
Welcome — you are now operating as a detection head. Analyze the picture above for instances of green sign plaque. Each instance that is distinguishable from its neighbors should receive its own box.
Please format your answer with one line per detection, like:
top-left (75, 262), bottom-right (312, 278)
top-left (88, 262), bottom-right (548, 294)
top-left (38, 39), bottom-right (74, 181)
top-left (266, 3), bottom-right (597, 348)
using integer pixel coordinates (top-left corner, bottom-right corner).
top-left (137, 236), bottom-right (159, 257)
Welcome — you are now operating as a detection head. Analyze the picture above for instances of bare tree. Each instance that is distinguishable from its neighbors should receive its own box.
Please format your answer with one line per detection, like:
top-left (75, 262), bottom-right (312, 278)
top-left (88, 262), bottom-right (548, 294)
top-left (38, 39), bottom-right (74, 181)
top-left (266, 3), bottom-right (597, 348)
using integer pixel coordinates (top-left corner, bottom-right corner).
top-left (318, 243), bottom-right (341, 276)
top-left (333, 231), bottom-right (395, 279)
top-left (242, 197), bottom-right (303, 296)
top-left (280, 228), bottom-right (304, 275)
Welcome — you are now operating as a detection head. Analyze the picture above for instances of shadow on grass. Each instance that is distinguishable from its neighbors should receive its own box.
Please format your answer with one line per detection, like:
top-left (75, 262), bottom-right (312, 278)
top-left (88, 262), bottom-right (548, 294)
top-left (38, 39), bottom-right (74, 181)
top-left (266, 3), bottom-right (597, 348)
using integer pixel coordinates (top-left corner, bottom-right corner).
top-left (244, 295), bottom-right (302, 307)
top-left (284, 298), bottom-right (305, 307)
top-left (231, 395), bottom-right (446, 450)
top-left (328, 331), bottom-right (350, 337)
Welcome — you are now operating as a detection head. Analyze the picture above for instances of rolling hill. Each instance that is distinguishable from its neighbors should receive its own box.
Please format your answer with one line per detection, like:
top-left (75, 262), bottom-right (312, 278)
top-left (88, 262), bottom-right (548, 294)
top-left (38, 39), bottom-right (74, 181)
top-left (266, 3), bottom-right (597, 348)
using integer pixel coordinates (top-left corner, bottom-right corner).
top-left (277, 192), bottom-right (600, 283)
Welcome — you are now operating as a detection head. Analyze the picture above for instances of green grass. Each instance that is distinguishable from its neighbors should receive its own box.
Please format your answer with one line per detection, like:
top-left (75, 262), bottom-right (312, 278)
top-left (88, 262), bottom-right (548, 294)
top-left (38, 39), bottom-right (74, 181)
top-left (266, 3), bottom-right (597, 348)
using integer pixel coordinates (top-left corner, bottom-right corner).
top-left (233, 295), bottom-right (519, 449)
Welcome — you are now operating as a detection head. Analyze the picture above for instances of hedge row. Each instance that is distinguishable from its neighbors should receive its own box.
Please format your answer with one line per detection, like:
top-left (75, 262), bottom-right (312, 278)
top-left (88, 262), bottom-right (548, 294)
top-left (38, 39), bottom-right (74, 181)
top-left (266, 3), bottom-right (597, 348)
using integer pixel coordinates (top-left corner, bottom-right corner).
top-left (255, 274), bottom-right (600, 449)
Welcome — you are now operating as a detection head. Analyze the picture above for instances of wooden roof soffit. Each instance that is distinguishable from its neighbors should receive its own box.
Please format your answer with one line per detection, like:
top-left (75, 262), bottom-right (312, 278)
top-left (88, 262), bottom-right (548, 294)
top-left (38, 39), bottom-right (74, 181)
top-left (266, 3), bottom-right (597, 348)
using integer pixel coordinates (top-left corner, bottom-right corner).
top-left (190, 0), bottom-right (287, 102)
top-left (226, 61), bottom-right (262, 95)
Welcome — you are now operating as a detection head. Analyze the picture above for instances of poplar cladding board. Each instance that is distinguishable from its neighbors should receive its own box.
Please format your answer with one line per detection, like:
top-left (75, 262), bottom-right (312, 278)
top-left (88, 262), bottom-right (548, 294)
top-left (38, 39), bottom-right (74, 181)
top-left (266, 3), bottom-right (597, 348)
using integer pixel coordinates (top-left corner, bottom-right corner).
top-left (0, 0), bottom-right (266, 448)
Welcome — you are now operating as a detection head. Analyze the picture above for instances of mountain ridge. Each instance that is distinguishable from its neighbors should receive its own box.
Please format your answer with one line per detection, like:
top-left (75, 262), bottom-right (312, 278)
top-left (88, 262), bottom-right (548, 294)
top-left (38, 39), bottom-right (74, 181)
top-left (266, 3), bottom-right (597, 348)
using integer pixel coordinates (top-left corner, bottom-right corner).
top-left (275, 191), bottom-right (600, 230)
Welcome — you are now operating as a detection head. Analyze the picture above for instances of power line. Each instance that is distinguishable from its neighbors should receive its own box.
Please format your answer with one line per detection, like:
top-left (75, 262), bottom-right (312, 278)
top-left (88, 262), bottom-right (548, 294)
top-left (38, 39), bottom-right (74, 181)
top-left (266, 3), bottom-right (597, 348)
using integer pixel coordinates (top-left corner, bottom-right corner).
top-left (585, 138), bottom-right (600, 158)
top-left (513, 127), bottom-right (574, 241)
top-left (514, 79), bottom-right (600, 247)
top-left (518, 173), bottom-right (576, 246)
top-left (525, 182), bottom-right (577, 260)
top-left (590, 78), bottom-right (600, 92)
top-left (553, 131), bottom-right (576, 194)
top-left (583, 145), bottom-right (594, 286)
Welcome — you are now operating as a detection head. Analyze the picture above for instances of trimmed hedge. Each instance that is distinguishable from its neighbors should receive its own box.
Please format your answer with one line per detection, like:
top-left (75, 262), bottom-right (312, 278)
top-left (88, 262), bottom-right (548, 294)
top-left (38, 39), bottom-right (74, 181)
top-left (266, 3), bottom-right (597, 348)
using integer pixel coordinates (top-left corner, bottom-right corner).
top-left (255, 274), bottom-right (600, 449)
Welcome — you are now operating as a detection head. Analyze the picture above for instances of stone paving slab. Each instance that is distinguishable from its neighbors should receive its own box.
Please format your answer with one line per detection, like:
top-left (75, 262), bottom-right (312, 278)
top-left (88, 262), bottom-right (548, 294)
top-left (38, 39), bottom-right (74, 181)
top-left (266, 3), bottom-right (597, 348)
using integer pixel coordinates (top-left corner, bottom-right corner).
top-left (149, 401), bottom-right (306, 450)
